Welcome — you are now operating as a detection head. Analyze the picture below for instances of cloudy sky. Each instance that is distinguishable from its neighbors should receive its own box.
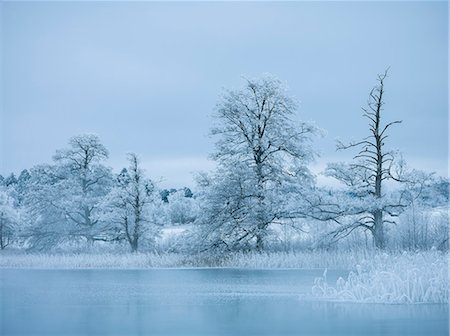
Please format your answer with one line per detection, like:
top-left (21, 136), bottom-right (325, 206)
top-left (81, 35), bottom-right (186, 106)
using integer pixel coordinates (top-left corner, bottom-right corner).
top-left (1, 1), bottom-right (447, 187)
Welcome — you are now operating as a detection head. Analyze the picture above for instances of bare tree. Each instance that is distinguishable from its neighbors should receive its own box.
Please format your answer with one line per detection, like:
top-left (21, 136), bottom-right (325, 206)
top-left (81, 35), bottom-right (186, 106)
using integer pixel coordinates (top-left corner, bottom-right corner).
top-left (324, 70), bottom-right (421, 249)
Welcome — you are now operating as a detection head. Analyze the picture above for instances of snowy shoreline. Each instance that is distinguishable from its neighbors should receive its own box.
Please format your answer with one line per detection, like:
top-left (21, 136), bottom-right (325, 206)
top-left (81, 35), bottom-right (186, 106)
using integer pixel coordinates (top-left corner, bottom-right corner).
top-left (1, 251), bottom-right (447, 304)
top-left (0, 250), bottom-right (446, 269)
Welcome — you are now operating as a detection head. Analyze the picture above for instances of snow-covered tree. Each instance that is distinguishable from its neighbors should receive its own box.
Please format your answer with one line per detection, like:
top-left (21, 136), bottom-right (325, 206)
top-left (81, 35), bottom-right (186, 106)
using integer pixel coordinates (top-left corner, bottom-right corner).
top-left (4, 173), bottom-right (17, 188)
top-left (392, 175), bottom-right (449, 251)
top-left (193, 166), bottom-right (260, 252)
top-left (196, 75), bottom-right (319, 251)
top-left (23, 164), bottom-right (75, 249)
top-left (51, 134), bottom-right (113, 243)
top-left (0, 190), bottom-right (19, 249)
top-left (104, 154), bottom-right (160, 252)
top-left (12, 169), bottom-right (31, 207)
top-left (21, 135), bottom-right (113, 249)
top-left (166, 189), bottom-right (198, 225)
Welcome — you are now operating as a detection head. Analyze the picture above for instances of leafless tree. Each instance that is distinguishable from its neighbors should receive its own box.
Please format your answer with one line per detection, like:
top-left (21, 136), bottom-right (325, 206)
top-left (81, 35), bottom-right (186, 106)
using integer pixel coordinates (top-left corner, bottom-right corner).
top-left (325, 69), bottom-right (424, 249)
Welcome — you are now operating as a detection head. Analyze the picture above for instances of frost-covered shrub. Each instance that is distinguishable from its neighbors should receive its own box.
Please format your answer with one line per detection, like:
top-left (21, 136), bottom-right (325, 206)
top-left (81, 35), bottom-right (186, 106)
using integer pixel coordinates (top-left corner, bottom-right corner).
top-left (312, 252), bottom-right (448, 304)
top-left (389, 206), bottom-right (448, 251)
top-left (166, 190), bottom-right (198, 225)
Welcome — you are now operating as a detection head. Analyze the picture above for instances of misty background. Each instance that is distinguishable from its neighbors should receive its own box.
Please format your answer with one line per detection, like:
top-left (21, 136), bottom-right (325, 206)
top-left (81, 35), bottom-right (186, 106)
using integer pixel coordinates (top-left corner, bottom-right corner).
top-left (1, 1), bottom-right (447, 188)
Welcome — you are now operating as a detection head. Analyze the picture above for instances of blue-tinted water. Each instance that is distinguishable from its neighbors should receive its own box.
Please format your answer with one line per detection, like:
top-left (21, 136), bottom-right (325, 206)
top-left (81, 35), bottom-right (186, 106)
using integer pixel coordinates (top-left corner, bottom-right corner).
top-left (0, 269), bottom-right (447, 335)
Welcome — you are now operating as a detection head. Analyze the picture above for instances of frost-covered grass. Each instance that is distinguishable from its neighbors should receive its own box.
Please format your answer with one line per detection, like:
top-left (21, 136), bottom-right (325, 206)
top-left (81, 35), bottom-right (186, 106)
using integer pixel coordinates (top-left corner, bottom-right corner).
top-left (312, 251), bottom-right (448, 304)
top-left (0, 250), bottom-right (366, 269)
top-left (216, 250), bottom-right (365, 269)
top-left (0, 250), bottom-right (446, 271)
top-left (0, 252), bottom-right (186, 269)
top-left (0, 250), bottom-right (374, 269)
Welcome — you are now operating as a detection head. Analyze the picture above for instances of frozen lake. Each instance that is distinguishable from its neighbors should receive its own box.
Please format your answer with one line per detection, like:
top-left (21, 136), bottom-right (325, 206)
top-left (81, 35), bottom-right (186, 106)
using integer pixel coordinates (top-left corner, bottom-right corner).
top-left (0, 269), bottom-right (447, 336)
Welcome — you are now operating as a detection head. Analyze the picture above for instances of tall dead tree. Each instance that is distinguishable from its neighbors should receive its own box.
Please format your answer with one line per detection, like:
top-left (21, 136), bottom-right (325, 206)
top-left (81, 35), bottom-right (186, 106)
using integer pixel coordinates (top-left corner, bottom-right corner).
top-left (325, 70), bottom-right (406, 249)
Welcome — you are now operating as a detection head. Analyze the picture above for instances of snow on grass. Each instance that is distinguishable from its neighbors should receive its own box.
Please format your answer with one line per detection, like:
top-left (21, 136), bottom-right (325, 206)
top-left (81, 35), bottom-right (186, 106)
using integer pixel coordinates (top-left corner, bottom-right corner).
top-left (0, 252), bottom-right (188, 269)
top-left (1, 250), bottom-right (446, 272)
top-left (312, 251), bottom-right (448, 304)
top-left (217, 250), bottom-right (363, 269)
top-left (0, 250), bottom-right (372, 269)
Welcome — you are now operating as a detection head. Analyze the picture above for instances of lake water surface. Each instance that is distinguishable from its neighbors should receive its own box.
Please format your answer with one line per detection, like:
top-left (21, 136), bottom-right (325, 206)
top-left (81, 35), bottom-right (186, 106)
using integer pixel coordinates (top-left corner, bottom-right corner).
top-left (0, 269), bottom-right (447, 335)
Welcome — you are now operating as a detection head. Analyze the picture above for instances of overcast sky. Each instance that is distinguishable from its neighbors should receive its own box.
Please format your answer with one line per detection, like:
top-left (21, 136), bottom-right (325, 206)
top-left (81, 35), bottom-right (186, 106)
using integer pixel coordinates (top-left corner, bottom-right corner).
top-left (1, 1), bottom-right (447, 188)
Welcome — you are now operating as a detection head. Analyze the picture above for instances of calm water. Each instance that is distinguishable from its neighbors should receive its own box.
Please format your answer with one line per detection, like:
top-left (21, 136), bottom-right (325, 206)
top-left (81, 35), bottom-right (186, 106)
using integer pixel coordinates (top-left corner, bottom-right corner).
top-left (0, 269), bottom-right (447, 336)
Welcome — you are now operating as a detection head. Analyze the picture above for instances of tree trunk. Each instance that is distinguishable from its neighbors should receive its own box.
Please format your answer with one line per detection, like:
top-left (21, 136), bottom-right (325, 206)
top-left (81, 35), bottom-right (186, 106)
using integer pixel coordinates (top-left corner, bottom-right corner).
top-left (0, 216), bottom-right (4, 250)
top-left (373, 209), bottom-right (384, 249)
top-left (254, 143), bottom-right (267, 251)
top-left (255, 233), bottom-right (264, 251)
top-left (372, 80), bottom-right (385, 250)
top-left (131, 239), bottom-right (138, 253)
top-left (86, 235), bottom-right (95, 248)
top-left (132, 208), bottom-right (140, 253)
